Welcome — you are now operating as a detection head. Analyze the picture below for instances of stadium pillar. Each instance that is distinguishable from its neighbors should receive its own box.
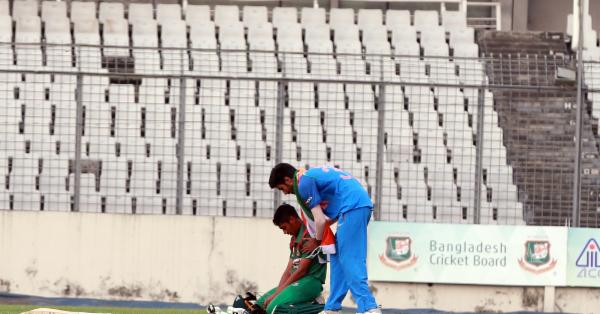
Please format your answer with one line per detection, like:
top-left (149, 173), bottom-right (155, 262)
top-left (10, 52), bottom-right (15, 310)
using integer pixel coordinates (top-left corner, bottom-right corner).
top-left (274, 78), bottom-right (285, 208)
top-left (73, 71), bottom-right (83, 212)
top-left (473, 87), bottom-right (485, 225)
top-left (571, 0), bottom-right (585, 227)
top-left (175, 68), bottom-right (187, 215)
top-left (374, 66), bottom-right (385, 221)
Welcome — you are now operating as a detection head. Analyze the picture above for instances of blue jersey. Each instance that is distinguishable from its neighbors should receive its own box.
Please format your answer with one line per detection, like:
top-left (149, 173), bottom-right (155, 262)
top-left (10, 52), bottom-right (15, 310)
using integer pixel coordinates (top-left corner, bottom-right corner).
top-left (297, 165), bottom-right (373, 219)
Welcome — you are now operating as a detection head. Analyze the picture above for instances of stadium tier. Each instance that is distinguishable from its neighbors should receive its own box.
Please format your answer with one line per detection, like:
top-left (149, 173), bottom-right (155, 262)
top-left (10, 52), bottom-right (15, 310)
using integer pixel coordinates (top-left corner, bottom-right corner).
top-left (5, 0), bottom-right (600, 226)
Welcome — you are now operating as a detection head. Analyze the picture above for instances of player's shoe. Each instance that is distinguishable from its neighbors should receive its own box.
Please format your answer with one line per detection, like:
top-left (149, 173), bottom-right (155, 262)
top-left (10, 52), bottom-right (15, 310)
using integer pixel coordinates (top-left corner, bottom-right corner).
top-left (318, 310), bottom-right (340, 314)
top-left (357, 307), bottom-right (382, 314)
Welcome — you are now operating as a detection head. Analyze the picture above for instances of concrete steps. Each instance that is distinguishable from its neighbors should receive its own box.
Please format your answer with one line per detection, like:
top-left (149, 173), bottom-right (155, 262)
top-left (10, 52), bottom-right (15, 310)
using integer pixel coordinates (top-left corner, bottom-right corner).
top-left (479, 31), bottom-right (600, 227)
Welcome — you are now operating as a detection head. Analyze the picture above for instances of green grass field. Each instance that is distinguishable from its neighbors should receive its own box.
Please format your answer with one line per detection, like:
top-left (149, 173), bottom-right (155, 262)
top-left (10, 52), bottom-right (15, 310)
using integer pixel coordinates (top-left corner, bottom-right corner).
top-left (0, 304), bottom-right (208, 314)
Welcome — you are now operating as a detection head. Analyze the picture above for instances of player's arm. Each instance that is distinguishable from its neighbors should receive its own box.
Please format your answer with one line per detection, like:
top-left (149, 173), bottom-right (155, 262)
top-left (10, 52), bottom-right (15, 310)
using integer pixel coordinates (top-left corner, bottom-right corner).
top-left (275, 258), bottom-right (312, 293)
top-left (298, 175), bottom-right (329, 241)
top-left (277, 258), bottom-right (293, 288)
top-left (311, 205), bottom-right (328, 241)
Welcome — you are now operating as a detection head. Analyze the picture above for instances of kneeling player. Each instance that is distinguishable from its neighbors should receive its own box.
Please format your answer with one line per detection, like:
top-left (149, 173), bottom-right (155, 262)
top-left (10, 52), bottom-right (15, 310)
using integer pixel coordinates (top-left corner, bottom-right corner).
top-left (256, 204), bottom-right (326, 314)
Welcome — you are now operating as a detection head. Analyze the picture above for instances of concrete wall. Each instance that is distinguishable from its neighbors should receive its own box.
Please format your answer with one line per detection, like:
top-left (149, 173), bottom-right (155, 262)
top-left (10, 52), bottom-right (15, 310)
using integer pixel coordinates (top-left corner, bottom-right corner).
top-left (0, 211), bottom-right (599, 313)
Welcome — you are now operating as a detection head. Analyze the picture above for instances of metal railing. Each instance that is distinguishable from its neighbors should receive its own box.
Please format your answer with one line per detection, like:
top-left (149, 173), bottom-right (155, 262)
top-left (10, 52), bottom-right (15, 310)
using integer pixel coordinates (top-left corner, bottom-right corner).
top-left (0, 43), bottom-right (598, 227)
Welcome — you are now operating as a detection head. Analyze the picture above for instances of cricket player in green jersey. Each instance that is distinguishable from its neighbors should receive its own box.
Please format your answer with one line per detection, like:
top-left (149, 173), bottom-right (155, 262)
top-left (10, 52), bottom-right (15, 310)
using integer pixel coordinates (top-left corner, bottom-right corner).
top-left (257, 204), bottom-right (327, 314)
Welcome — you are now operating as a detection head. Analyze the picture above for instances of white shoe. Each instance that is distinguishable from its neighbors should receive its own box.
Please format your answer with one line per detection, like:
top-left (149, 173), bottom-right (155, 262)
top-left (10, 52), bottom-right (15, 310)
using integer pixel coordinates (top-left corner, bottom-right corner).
top-left (318, 311), bottom-right (341, 314)
top-left (357, 307), bottom-right (382, 314)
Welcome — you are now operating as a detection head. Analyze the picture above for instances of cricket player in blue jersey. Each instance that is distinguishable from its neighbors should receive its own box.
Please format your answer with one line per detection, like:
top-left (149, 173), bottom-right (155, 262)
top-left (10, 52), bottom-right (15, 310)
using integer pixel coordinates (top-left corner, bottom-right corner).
top-left (269, 163), bottom-right (380, 314)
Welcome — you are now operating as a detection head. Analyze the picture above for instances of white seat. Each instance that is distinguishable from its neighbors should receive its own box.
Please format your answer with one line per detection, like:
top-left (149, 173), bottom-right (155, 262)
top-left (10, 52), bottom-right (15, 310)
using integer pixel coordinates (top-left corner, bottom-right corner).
top-left (45, 17), bottom-right (71, 44)
top-left (0, 17), bottom-right (11, 43)
top-left (103, 18), bottom-right (129, 57)
top-left (392, 26), bottom-right (417, 45)
top-left (454, 43), bottom-right (479, 58)
top-left (129, 3), bottom-right (154, 25)
top-left (420, 26), bottom-right (446, 46)
top-left (41, 1), bottom-right (67, 21)
top-left (161, 20), bottom-right (187, 48)
top-left (386, 10), bottom-right (410, 30)
top-left (272, 7), bottom-right (297, 28)
top-left (157, 4), bottom-right (182, 24)
top-left (15, 16), bottom-right (41, 43)
top-left (215, 5), bottom-right (239, 26)
top-left (45, 18), bottom-right (72, 69)
top-left (243, 6), bottom-right (267, 27)
top-left (414, 10), bottom-right (439, 30)
top-left (305, 25), bottom-right (330, 44)
top-left (70, 1), bottom-right (96, 24)
top-left (132, 21), bottom-right (158, 47)
top-left (334, 25), bottom-right (360, 44)
top-left (185, 5), bottom-right (210, 25)
top-left (0, 0), bottom-right (8, 16)
top-left (442, 10), bottom-right (467, 32)
top-left (99, 2), bottom-right (124, 24)
top-left (357, 9), bottom-right (383, 30)
top-left (449, 28), bottom-right (474, 47)
top-left (248, 22), bottom-right (274, 43)
top-left (190, 21), bottom-right (217, 48)
top-left (329, 8), bottom-right (354, 30)
top-left (13, 0), bottom-right (37, 19)
top-left (301, 7), bottom-right (326, 27)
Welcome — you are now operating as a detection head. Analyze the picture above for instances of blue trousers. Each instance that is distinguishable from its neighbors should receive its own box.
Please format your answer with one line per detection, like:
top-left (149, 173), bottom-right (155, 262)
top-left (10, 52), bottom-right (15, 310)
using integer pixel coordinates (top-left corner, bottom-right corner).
top-left (324, 207), bottom-right (378, 313)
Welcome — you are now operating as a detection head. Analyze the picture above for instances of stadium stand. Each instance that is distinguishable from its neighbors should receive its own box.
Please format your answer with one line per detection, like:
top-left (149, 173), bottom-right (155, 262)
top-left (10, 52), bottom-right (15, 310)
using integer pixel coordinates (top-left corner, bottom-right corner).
top-left (0, 0), bottom-right (565, 226)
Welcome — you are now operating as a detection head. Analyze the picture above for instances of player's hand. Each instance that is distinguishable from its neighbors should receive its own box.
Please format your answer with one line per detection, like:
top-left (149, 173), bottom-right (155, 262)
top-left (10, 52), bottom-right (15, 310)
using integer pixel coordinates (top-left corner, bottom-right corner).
top-left (301, 237), bottom-right (320, 253)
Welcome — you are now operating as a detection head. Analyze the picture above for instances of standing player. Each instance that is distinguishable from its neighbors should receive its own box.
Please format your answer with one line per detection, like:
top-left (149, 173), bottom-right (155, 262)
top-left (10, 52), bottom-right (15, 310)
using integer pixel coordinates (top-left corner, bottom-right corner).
top-left (257, 204), bottom-right (326, 314)
top-left (268, 163), bottom-right (380, 314)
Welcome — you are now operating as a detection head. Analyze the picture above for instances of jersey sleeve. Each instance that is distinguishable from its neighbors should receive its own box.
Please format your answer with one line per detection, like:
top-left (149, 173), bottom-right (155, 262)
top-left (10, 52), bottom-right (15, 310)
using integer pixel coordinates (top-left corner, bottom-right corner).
top-left (298, 175), bottom-right (322, 209)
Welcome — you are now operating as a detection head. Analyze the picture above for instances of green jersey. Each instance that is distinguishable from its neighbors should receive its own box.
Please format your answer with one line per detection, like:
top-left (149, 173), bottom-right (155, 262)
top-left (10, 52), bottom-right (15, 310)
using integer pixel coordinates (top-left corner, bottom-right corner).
top-left (289, 225), bottom-right (327, 284)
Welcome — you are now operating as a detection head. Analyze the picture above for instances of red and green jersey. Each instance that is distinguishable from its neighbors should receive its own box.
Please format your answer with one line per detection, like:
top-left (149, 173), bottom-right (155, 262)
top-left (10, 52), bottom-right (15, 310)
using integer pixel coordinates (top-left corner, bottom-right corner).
top-left (289, 224), bottom-right (327, 284)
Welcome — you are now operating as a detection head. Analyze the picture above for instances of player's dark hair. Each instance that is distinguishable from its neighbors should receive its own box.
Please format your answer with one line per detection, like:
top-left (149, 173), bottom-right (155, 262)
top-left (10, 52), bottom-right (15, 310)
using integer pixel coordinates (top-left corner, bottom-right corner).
top-left (268, 163), bottom-right (297, 188)
top-left (273, 204), bottom-right (299, 226)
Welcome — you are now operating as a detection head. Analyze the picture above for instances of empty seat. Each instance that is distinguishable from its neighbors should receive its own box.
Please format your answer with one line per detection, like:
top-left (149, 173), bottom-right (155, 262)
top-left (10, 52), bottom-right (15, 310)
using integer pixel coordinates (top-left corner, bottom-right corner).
top-left (0, 16), bottom-right (11, 42)
top-left (45, 17), bottom-right (71, 44)
top-left (414, 10), bottom-right (439, 30)
top-left (45, 18), bottom-right (72, 69)
top-left (99, 2), bottom-right (124, 24)
top-left (0, 0), bottom-right (8, 16)
top-left (420, 27), bottom-right (446, 46)
top-left (157, 3), bottom-right (182, 24)
top-left (129, 3), bottom-right (154, 25)
top-left (357, 9), bottom-right (383, 30)
top-left (132, 21), bottom-right (158, 47)
top-left (334, 25), bottom-right (360, 44)
top-left (243, 6), bottom-right (267, 27)
top-left (386, 10), bottom-right (410, 30)
top-left (185, 4), bottom-right (210, 25)
top-left (272, 7), bottom-right (297, 28)
top-left (15, 16), bottom-right (41, 43)
top-left (13, 0), bottom-right (38, 19)
top-left (215, 5), bottom-right (239, 26)
top-left (301, 7), bottom-right (326, 27)
top-left (449, 28), bottom-right (474, 47)
top-left (442, 10), bottom-right (467, 31)
top-left (41, 1), bottom-right (67, 21)
top-left (329, 8), bottom-right (354, 30)
top-left (70, 1), bottom-right (96, 24)
top-left (103, 18), bottom-right (129, 57)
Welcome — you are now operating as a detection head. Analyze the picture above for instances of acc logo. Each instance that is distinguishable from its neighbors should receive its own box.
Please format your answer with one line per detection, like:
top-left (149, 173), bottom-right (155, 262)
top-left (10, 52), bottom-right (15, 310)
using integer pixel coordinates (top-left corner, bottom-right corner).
top-left (379, 235), bottom-right (418, 270)
top-left (518, 240), bottom-right (557, 274)
top-left (575, 238), bottom-right (600, 278)
top-left (576, 238), bottom-right (600, 267)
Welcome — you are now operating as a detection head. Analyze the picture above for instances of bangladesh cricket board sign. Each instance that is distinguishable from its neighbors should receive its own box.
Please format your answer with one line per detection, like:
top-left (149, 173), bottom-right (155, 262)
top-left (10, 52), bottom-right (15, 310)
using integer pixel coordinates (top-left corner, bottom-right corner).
top-left (378, 235), bottom-right (418, 270)
top-left (518, 240), bottom-right (557, 274)
top-left (368, 222), bottom-right (568, 286)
